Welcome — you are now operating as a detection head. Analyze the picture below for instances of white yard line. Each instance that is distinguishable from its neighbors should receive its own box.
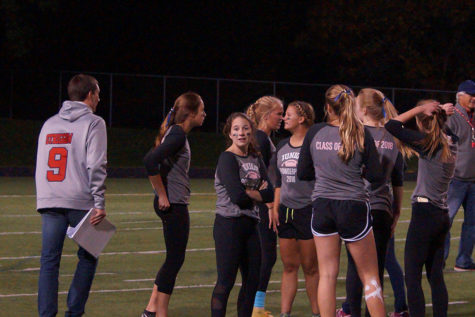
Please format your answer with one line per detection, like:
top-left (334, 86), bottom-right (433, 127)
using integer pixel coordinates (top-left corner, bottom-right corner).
top-left (0, 225), bottom-right (214, 235)
top-left (0, 210), bottom-right (215, 218)
top-left (0, 284), bottom-right (470, 309)
top-left (0, 247), bottom-right (216, 261)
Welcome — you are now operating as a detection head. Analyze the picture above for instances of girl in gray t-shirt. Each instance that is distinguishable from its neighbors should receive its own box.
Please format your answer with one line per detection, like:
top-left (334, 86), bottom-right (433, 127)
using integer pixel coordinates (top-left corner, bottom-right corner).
top-left (212, 113), bottom-right (274, 317)
top-left (297, 85), bottom-right (387, 317)
top-left (270, 101), bottom-right (320, 317)
top-left (339, 88), bottom-right (410, 317)
top-left (385, 100), bottom-right (457, 317)
top-left (142, 92), bottom-right (206, 317)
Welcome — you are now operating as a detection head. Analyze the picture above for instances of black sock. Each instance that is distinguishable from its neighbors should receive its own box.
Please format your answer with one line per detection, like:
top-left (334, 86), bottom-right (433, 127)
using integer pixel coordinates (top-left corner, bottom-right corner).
top-left (142, 309), bottom-right (156, 317)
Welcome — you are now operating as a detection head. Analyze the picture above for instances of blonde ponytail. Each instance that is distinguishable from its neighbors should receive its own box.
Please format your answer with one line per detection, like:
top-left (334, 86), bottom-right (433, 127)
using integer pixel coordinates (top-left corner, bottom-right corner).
top-left (338, 92), bottom-right (365, 162)
top-left (326, 85), bottom-right (364, 163)
top-left (246, 96), bottom-right (283, 129)
top-left (357, 88), bottom-right (416, 159)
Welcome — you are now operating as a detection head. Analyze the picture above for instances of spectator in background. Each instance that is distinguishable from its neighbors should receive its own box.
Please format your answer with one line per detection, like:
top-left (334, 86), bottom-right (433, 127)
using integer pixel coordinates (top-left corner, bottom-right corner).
top-left (444, 80), bottom-right (475, 271)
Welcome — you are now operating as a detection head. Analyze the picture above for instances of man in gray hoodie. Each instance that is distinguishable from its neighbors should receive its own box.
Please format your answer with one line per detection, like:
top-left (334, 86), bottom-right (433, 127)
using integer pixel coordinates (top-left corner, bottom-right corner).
top-left (35, 74), bottom-right (107, 316)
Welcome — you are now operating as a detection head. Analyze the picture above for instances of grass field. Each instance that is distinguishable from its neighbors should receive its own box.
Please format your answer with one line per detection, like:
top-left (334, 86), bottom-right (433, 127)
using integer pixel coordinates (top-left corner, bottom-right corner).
top-left (0, 177), bottom-right (473, 316)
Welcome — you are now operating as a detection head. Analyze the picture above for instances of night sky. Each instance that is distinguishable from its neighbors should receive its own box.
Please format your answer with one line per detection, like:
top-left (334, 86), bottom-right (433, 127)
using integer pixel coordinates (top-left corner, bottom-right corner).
top-left (2, 1), bottom-right (474, 89)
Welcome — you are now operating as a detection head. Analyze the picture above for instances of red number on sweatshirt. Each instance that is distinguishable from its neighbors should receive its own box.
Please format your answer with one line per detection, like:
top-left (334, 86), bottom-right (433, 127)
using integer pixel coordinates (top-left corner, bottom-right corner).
top-left (47, 147), bottom-right (68, 182)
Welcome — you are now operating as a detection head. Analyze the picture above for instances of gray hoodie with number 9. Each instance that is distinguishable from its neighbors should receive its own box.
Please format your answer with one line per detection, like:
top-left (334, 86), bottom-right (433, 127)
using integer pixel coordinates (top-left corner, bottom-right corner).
top-left (35, 101), bottom-right (107, 211)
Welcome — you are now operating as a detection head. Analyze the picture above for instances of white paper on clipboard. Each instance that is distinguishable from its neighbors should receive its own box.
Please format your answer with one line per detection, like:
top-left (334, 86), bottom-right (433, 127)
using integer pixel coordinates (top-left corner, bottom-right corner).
top-left (67, 208), bottom-right (116, 258)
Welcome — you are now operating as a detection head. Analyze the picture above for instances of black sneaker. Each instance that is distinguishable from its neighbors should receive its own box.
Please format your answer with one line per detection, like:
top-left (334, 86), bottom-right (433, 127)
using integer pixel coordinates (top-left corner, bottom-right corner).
top-left (141, 310), bottom-right (156, 317)
top-left (454, 263), bottom-right (475, 272)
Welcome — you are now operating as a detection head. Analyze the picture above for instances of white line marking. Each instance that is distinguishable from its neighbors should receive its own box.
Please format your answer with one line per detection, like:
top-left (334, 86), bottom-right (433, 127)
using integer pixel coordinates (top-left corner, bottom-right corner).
top-left (0, 210), bottom-right (214, 218)
top-left (11, 267), bottom-right (40, 272)
top-left (0, 211), bottom-right (145, 218)
top-left (0, 225), bottom-right (214, 236)
top-left (61, 272), bottom-right (115, 277)
top-left (398, 219), bottom-right (462, 224)
top-left (0, 248), bottom-right (215, 261)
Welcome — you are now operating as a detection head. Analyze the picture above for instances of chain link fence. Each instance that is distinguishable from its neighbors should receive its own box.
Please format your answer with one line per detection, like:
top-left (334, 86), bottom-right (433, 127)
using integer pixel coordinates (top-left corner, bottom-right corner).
top-left (1, 69), bottom-right (457, 132)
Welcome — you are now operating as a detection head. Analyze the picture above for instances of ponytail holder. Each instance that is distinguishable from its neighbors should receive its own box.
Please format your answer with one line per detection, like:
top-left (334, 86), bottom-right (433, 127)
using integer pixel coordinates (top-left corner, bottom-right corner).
top-left (166, 108), bottom-right (175, 126)
top-left (334, 88), bottom-right (353, 102)
top-left (381, 97), bottom-right (388, 118)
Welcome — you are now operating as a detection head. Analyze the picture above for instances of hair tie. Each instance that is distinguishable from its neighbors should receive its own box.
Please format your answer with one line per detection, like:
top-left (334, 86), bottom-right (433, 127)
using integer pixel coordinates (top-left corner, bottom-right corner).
top-left (334, 88), bottom-right (353, 102)
top-left (166, 108), bottom-right (175, 126)
top-left (381, 97), bottom-right (388, 118)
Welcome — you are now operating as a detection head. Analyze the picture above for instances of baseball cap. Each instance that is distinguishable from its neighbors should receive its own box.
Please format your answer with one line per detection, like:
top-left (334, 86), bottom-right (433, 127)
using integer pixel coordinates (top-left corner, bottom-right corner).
top-left (457, 80), bottom-right (475, 95)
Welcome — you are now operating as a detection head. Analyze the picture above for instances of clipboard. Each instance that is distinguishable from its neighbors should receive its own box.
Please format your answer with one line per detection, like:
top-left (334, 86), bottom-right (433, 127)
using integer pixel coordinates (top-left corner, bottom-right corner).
top-left (67, 208), bottom-right (116, 258)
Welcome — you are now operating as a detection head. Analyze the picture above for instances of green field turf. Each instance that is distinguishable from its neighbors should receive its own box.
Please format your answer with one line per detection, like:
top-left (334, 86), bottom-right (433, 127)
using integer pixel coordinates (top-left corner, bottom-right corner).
top-left (0, 177), bottom-right (473, 316)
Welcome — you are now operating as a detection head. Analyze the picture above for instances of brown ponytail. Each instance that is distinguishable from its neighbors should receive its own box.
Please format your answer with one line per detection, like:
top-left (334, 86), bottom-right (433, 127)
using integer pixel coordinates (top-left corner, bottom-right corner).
top-left (155, 92), bottom-right (203, 147)
top-left (415, 100), bottom-right (452, 162)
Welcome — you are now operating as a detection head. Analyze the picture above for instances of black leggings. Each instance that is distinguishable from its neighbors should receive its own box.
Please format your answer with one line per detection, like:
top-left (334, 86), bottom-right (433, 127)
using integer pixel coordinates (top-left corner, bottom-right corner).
top-left (257, 203), bottom-right (277, 291)
top-left (153, 201), bottom-right (190, 295)
top-left (342, 209), bottom-right (393, 317)
top-left (211, 214), bottom-right (261, 317)
top-left (405, 202), bottom-right (450, 317)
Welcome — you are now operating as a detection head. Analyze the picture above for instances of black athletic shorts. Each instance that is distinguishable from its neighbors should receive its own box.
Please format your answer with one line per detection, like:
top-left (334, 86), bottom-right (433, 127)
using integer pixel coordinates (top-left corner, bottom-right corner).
top-left (311, 197), bottom-right (372, 242)
top-left (277, 204), bottom-right (313, 240)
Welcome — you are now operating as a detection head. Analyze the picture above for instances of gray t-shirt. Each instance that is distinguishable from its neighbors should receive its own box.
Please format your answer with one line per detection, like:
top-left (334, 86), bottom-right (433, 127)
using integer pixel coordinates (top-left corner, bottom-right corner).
top-left (385, 120), bottom-right (457, 210)
top-left (215, 152), bottom-right (274, 219)
top-left (364, 126), bottom-right (405, 215)
top-left (446, 104), bottom-right (475, 181)
top-left (144, 125), bottom-right (191, 205)
top-left (274, 138), bottom-right (314, 209)
top-left (297, 123), bottom-right (385, 202)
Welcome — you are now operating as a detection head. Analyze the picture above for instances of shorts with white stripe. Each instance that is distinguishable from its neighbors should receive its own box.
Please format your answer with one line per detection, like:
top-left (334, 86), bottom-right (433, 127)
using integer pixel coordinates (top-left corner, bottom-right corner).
top-left (311, 198), bottom-right (372, 242)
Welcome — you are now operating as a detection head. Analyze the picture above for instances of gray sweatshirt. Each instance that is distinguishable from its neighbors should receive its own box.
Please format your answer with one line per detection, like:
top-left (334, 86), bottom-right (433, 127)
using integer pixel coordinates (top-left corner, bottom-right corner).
top-left (297, 123), bottom-right (385, 202)
top-left (274, 138), bottom-right (314, 209)
top-left (446, 104), bottom-right (475, 181)
top-left (215, 152), bottom-right (274, 219)
top-left (36, 101), bottom-right (107, 211)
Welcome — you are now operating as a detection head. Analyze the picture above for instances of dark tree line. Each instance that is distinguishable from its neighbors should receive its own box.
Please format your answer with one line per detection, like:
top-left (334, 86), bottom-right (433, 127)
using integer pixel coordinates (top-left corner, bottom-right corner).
top-left (1, 1), bottom-right (474, 89)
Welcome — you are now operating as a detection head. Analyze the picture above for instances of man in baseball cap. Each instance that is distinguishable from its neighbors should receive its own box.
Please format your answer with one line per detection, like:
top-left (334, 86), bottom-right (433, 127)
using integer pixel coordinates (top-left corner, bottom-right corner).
top-left (444, 79), bottom-right (475, 271)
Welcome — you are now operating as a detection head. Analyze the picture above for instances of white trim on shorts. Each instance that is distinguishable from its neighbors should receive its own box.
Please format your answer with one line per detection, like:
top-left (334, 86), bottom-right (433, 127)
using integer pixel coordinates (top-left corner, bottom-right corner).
top-left (310, 208), bottom-right (339, 237)
top-left (310, 201), bottom-right (373, 241)
top-left (343, 201), bottom-right (372, 242)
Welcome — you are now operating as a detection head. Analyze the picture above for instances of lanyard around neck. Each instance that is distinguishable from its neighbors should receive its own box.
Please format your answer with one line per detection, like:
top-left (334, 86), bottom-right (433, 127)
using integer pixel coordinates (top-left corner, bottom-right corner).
top-left (455, 107), bottom-right (474, 129)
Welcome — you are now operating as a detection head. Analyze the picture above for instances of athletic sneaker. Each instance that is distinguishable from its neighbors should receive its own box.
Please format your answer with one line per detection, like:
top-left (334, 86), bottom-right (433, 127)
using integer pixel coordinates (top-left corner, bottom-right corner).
top-left (454, 263), bottom-right (475, 272)
top-left (279, 313), bottom-right (290, 317)
top-left (140, 310), bottom-right (156, 317)
top-left (388, 312), bottom-right (409, 317)
top-left (336, 308), bottom-right (351, 317)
